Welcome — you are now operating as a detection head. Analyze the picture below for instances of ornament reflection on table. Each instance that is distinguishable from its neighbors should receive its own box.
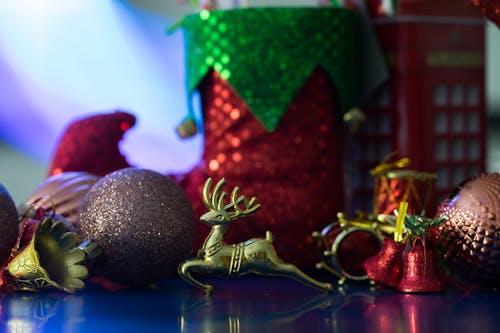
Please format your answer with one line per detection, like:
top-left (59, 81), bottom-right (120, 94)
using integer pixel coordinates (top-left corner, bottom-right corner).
top-left (0, 293), bottom-right (63, 333)
top-left (79, 168), bottom-right (196, 286)
top-left (178, 178), bottom-right (333, 294)
top-left (436, 172), bottom-right (500, 290)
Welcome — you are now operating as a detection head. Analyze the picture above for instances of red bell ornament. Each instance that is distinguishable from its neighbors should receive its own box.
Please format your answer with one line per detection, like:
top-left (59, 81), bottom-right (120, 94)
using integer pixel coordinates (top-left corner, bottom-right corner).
top-left (397, 238), bottom-right (444, 293)
top-left (364, 238), bottom-right (405, 288)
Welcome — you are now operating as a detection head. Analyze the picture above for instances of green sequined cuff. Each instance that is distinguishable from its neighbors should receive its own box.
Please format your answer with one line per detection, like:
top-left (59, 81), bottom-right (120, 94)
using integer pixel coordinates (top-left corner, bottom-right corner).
top-left (174, 7), bottom-right (360, 132)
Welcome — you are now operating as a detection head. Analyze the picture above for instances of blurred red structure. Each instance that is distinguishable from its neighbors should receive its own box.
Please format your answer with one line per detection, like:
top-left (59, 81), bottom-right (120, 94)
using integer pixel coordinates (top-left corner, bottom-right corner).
top-left (351, 0), bottom-right (486, 215)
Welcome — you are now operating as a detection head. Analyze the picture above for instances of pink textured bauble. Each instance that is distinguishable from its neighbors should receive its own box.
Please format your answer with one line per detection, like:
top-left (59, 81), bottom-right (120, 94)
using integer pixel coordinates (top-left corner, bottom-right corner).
top-left (436, 172), bottom-right (500, 289)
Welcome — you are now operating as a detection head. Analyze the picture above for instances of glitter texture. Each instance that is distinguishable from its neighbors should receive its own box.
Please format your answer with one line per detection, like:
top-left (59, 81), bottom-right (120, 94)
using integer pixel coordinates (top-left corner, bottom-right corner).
top-left (397, 239), bottom-right (444, 293)
top-left (178, 7), bottom-right (359, 131)
top-left (48, 111), bottom-right (135, 177)
top-left (471, 0), bottom-right (500, 27)
top-left (364, 238), bottom-right (406, 288)
top-left (373, 170), bottom-right (437, 215)
top-left (178, 68), bottom-right (345, 272)
top-left (0, 183), bottom-right (19, 264)
top-left (436, 172), bottom-right (500, 289)
top-left (79, 168), bottom-right (196, 285)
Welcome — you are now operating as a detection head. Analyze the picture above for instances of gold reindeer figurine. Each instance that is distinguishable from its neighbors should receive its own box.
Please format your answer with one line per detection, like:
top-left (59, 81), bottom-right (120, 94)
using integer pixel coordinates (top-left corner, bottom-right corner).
top-left (178, 177), bottom-right (333, 294)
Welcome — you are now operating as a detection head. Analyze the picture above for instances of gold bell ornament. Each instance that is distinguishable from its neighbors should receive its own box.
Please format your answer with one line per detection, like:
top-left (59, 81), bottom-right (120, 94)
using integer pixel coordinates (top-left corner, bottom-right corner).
top-left (2, 216), bottom-right (101, 293)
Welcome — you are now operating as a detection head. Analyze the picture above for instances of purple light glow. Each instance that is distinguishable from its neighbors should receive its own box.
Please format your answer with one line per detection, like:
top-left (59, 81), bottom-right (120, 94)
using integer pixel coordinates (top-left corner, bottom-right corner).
top-left (0, 1), bottom-right (202, 174)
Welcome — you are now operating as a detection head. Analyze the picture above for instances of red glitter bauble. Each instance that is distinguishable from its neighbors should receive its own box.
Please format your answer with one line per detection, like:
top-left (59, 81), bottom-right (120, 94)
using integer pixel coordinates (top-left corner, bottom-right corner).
top-left (178, 68), bottom-right (345, 271)
top-left (48, 111), bottom-right (135, 177)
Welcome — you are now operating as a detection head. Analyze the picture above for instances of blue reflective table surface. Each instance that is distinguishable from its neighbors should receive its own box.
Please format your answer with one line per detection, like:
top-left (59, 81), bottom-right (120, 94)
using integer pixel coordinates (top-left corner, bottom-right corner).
top-left (1, 276), bottom-right (498, 333)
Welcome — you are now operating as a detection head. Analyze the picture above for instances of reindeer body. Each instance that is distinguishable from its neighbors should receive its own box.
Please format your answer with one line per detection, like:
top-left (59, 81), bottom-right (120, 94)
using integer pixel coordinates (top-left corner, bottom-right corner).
top-left (178, 178), bottom-right (333, 294)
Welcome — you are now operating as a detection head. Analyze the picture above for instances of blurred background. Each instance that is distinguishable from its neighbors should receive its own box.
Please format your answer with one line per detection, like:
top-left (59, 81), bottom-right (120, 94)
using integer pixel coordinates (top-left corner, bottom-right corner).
top-left (1, 0), bottom-right (499, 204)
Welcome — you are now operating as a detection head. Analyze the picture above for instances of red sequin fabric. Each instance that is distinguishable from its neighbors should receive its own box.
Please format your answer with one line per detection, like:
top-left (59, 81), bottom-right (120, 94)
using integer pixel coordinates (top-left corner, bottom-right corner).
top-left (179, 68), bottom-right (345, 271)
top-left (471, 0), bottom-right (500, 27)
top-left (48, 111), bottom-right (135, 177)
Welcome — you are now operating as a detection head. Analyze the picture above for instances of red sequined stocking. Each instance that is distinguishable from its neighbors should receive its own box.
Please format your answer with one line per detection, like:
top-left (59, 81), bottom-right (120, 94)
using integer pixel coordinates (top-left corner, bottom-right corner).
top-left (179, 68), bottom-right (345, 271)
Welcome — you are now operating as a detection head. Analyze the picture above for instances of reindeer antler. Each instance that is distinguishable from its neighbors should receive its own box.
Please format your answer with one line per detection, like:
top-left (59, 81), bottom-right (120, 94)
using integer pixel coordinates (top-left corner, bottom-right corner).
top-left (201, 178), bottom-right (260, 223)
top-left (228, 186), bottom-right (260, 219)
top-left (202, 177), bottom-right (227, 211)
top-left (202, 177), bottom-right (213, 210)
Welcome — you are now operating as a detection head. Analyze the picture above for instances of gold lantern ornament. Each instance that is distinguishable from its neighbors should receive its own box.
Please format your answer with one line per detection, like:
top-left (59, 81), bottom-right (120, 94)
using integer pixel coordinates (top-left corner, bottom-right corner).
top-left (4, 217), bottom-right (100, 293)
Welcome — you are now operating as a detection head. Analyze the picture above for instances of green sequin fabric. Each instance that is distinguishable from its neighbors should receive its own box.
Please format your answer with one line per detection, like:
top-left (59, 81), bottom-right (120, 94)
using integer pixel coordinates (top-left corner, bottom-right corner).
top-left (177, 7), bottom-right (359, 132)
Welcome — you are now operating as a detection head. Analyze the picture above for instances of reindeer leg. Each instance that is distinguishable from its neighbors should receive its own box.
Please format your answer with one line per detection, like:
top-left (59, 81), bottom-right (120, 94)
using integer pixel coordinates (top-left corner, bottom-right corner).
top-left (178, 260), bottom-right (214, 295)
top-left (270, 263), bottom-right (333, 293)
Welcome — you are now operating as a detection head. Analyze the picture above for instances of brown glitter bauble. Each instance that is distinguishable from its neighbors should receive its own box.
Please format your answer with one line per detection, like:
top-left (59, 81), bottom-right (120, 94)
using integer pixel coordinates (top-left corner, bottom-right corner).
top-left (79, 168), bottom-right (196, 285)
top-left (436, 172), bottom-right (500, 289)
top-left (0, 182), bottom-right (20, 265)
